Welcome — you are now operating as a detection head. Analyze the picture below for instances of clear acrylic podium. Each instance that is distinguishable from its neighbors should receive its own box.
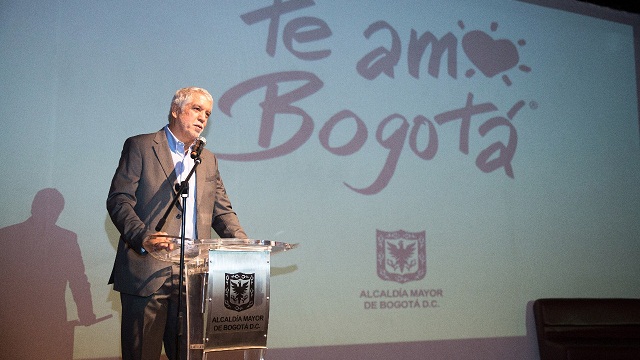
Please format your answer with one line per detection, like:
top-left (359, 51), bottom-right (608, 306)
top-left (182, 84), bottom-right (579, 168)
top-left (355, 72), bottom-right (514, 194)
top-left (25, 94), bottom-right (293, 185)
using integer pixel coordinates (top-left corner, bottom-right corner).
top-left (150, 238), bottom-right (296, 360)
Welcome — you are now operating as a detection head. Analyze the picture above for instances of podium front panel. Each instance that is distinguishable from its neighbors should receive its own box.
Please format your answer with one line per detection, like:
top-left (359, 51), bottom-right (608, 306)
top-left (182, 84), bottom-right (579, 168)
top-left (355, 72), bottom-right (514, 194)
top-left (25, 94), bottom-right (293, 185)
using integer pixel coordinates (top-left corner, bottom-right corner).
top-left (205, 249), bottom-right (270, 351)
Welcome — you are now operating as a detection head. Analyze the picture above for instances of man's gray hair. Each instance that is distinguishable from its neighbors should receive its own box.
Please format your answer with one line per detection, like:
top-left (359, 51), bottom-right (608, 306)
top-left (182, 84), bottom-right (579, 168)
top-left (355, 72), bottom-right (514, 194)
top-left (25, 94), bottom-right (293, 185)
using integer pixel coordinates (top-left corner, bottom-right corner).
top-left (168, 87), bottom-right (213, 122)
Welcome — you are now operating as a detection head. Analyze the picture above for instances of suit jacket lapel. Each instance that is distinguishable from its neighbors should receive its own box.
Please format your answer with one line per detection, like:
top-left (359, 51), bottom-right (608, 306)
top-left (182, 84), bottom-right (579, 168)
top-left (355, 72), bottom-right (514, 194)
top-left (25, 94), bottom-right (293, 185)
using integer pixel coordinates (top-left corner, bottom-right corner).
top-left (152, 129), bottom-right (175, 181)
top-left (152, 129), bottom-right (184, 217)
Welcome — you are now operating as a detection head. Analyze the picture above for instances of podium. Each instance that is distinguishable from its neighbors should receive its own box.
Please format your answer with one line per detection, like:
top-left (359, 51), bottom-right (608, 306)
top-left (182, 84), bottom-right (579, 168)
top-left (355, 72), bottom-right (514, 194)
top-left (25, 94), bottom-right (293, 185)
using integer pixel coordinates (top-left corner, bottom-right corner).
top-left (150, 238), bottom-right (296, 360)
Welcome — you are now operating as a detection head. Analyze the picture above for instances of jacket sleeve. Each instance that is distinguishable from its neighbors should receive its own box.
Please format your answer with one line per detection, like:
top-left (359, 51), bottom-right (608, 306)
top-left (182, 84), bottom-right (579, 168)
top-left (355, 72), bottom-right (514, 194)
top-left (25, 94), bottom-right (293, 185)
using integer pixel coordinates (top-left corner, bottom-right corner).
top-left (106, 137), bottom-right (149, 253)
top-left (209, 155), bottom-right (248, 239)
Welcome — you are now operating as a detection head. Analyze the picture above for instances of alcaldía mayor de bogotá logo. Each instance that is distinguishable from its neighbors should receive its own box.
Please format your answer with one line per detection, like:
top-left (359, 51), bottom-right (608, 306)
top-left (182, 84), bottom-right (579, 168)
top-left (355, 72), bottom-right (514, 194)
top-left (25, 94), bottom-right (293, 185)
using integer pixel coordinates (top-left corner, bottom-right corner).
top-left (363, 230), bottom-right (441, 310)
top-left (225, 272), bottom-right (256, 312)
top-left (377, 230), bottom-right (426, 284)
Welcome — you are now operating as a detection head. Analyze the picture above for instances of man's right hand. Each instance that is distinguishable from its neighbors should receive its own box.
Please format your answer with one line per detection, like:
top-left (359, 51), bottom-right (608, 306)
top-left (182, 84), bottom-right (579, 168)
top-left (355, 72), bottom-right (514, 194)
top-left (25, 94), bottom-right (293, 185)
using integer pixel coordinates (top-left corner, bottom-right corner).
top-left (142, 232), bottom-right (175, 253)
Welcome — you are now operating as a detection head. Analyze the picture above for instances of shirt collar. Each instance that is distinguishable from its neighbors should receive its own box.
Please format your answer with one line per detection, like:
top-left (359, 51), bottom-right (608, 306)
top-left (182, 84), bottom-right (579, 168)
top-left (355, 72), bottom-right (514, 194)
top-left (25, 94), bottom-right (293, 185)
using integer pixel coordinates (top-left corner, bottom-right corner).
top-left (164, 125), bottom-right (186, 155)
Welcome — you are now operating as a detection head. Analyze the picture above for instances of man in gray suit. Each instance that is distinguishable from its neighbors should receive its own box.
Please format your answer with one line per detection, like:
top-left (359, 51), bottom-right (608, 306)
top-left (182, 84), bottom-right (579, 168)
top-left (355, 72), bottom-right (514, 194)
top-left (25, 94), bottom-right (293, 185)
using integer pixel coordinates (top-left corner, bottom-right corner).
top-left (107, 87), bottom-right (247, 360)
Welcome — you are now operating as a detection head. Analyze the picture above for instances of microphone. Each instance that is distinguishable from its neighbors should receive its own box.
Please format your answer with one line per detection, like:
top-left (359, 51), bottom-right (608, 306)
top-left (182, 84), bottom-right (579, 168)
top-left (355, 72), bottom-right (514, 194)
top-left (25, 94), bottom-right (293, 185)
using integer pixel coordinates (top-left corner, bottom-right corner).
top-left (190, 136), bottom-right (206, 159)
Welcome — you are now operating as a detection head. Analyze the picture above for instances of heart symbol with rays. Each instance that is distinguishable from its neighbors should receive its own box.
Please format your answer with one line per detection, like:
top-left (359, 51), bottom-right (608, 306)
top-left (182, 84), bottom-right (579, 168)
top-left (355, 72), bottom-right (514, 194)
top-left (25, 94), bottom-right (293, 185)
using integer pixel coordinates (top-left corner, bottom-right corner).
top-left (462, 30), bottom-right (520, 78)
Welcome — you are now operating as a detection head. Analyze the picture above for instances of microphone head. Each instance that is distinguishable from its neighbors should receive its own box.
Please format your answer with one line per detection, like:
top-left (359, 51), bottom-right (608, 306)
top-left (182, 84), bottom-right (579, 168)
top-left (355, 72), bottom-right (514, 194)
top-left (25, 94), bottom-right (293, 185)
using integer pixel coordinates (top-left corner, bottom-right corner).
top-left (191, 136), bottom-right (207, 159)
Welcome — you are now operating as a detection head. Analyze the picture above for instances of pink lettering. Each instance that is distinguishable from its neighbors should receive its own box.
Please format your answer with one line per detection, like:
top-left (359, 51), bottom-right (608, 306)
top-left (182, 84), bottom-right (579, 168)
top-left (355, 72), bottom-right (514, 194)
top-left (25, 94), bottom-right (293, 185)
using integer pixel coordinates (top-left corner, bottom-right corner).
top-left (218, 76), bottom-right (520, 193)
top-left (217, 71), bottom-right (323, 161)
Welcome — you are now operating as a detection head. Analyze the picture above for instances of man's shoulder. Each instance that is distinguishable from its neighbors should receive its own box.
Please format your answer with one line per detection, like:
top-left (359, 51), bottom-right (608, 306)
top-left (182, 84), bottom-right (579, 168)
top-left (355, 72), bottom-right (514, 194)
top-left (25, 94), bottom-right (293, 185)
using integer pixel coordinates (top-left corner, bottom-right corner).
top-left (199, 148), bottom-right (219, 166)
top-left (125, 129), bottom-right (166, 145)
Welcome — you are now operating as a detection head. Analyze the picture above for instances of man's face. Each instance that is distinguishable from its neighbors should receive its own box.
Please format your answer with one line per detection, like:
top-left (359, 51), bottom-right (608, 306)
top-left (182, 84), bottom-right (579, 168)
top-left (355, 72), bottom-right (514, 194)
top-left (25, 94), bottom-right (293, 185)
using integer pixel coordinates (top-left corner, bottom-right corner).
top-left (169, 93), bottom-right (212, 145)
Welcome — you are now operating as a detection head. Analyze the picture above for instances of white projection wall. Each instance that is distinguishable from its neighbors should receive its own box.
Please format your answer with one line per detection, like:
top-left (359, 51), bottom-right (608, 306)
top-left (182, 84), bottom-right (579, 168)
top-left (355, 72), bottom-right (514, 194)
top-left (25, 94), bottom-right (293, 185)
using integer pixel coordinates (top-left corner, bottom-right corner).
top-left (1, 1), bottom-right (639, 359)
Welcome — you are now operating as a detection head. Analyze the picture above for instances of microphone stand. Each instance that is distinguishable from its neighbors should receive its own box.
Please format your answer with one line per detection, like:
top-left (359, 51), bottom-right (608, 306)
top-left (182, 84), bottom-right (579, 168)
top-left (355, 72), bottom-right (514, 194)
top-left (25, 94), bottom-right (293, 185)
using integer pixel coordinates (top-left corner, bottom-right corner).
top-left (155, 153), bottom-right (202, 360)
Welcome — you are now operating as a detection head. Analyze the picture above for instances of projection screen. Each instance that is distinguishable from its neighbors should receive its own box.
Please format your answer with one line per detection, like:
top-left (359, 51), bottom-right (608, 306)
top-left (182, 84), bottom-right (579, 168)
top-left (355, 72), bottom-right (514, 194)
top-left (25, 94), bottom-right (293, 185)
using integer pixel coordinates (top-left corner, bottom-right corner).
top-left (1, 0), bottom-right (638, 359)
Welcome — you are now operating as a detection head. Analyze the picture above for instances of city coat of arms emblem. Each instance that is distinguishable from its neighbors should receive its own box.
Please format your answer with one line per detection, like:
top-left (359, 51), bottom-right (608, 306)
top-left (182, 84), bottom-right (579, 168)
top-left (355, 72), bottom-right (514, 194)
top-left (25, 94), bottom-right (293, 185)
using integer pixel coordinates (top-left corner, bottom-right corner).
top-left (377, 230), bottom-right (426, 283)
top-left (224, 272), bottom-right (255, 312)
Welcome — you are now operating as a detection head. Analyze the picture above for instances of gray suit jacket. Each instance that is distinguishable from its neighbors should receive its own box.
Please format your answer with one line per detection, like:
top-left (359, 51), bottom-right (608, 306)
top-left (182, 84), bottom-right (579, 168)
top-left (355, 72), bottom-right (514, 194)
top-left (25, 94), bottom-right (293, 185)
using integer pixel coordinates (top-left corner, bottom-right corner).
top-left (107, 129), bottom-right (247, 296)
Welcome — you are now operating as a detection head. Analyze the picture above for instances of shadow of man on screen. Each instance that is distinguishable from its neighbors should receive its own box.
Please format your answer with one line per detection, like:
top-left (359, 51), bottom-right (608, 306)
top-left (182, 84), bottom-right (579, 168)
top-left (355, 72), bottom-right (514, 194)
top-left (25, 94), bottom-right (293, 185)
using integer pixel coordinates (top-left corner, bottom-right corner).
top-left (0, 188), bottom-right (97, 359)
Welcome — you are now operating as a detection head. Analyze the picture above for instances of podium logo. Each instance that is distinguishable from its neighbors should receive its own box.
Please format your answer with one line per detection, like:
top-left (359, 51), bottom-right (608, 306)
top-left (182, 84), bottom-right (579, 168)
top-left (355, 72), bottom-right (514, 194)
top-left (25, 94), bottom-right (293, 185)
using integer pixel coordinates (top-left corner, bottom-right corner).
top-left (224, 272), bottom-right (255, 312)
top-left (377, 230), bottom-right (426, 284)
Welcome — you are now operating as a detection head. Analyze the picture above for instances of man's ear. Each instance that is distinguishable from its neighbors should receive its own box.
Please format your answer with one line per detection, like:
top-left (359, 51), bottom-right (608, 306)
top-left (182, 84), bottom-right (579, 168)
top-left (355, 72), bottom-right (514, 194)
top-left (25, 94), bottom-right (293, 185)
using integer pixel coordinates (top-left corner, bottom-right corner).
top-left (170, 106), bottom-right (180, 120)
